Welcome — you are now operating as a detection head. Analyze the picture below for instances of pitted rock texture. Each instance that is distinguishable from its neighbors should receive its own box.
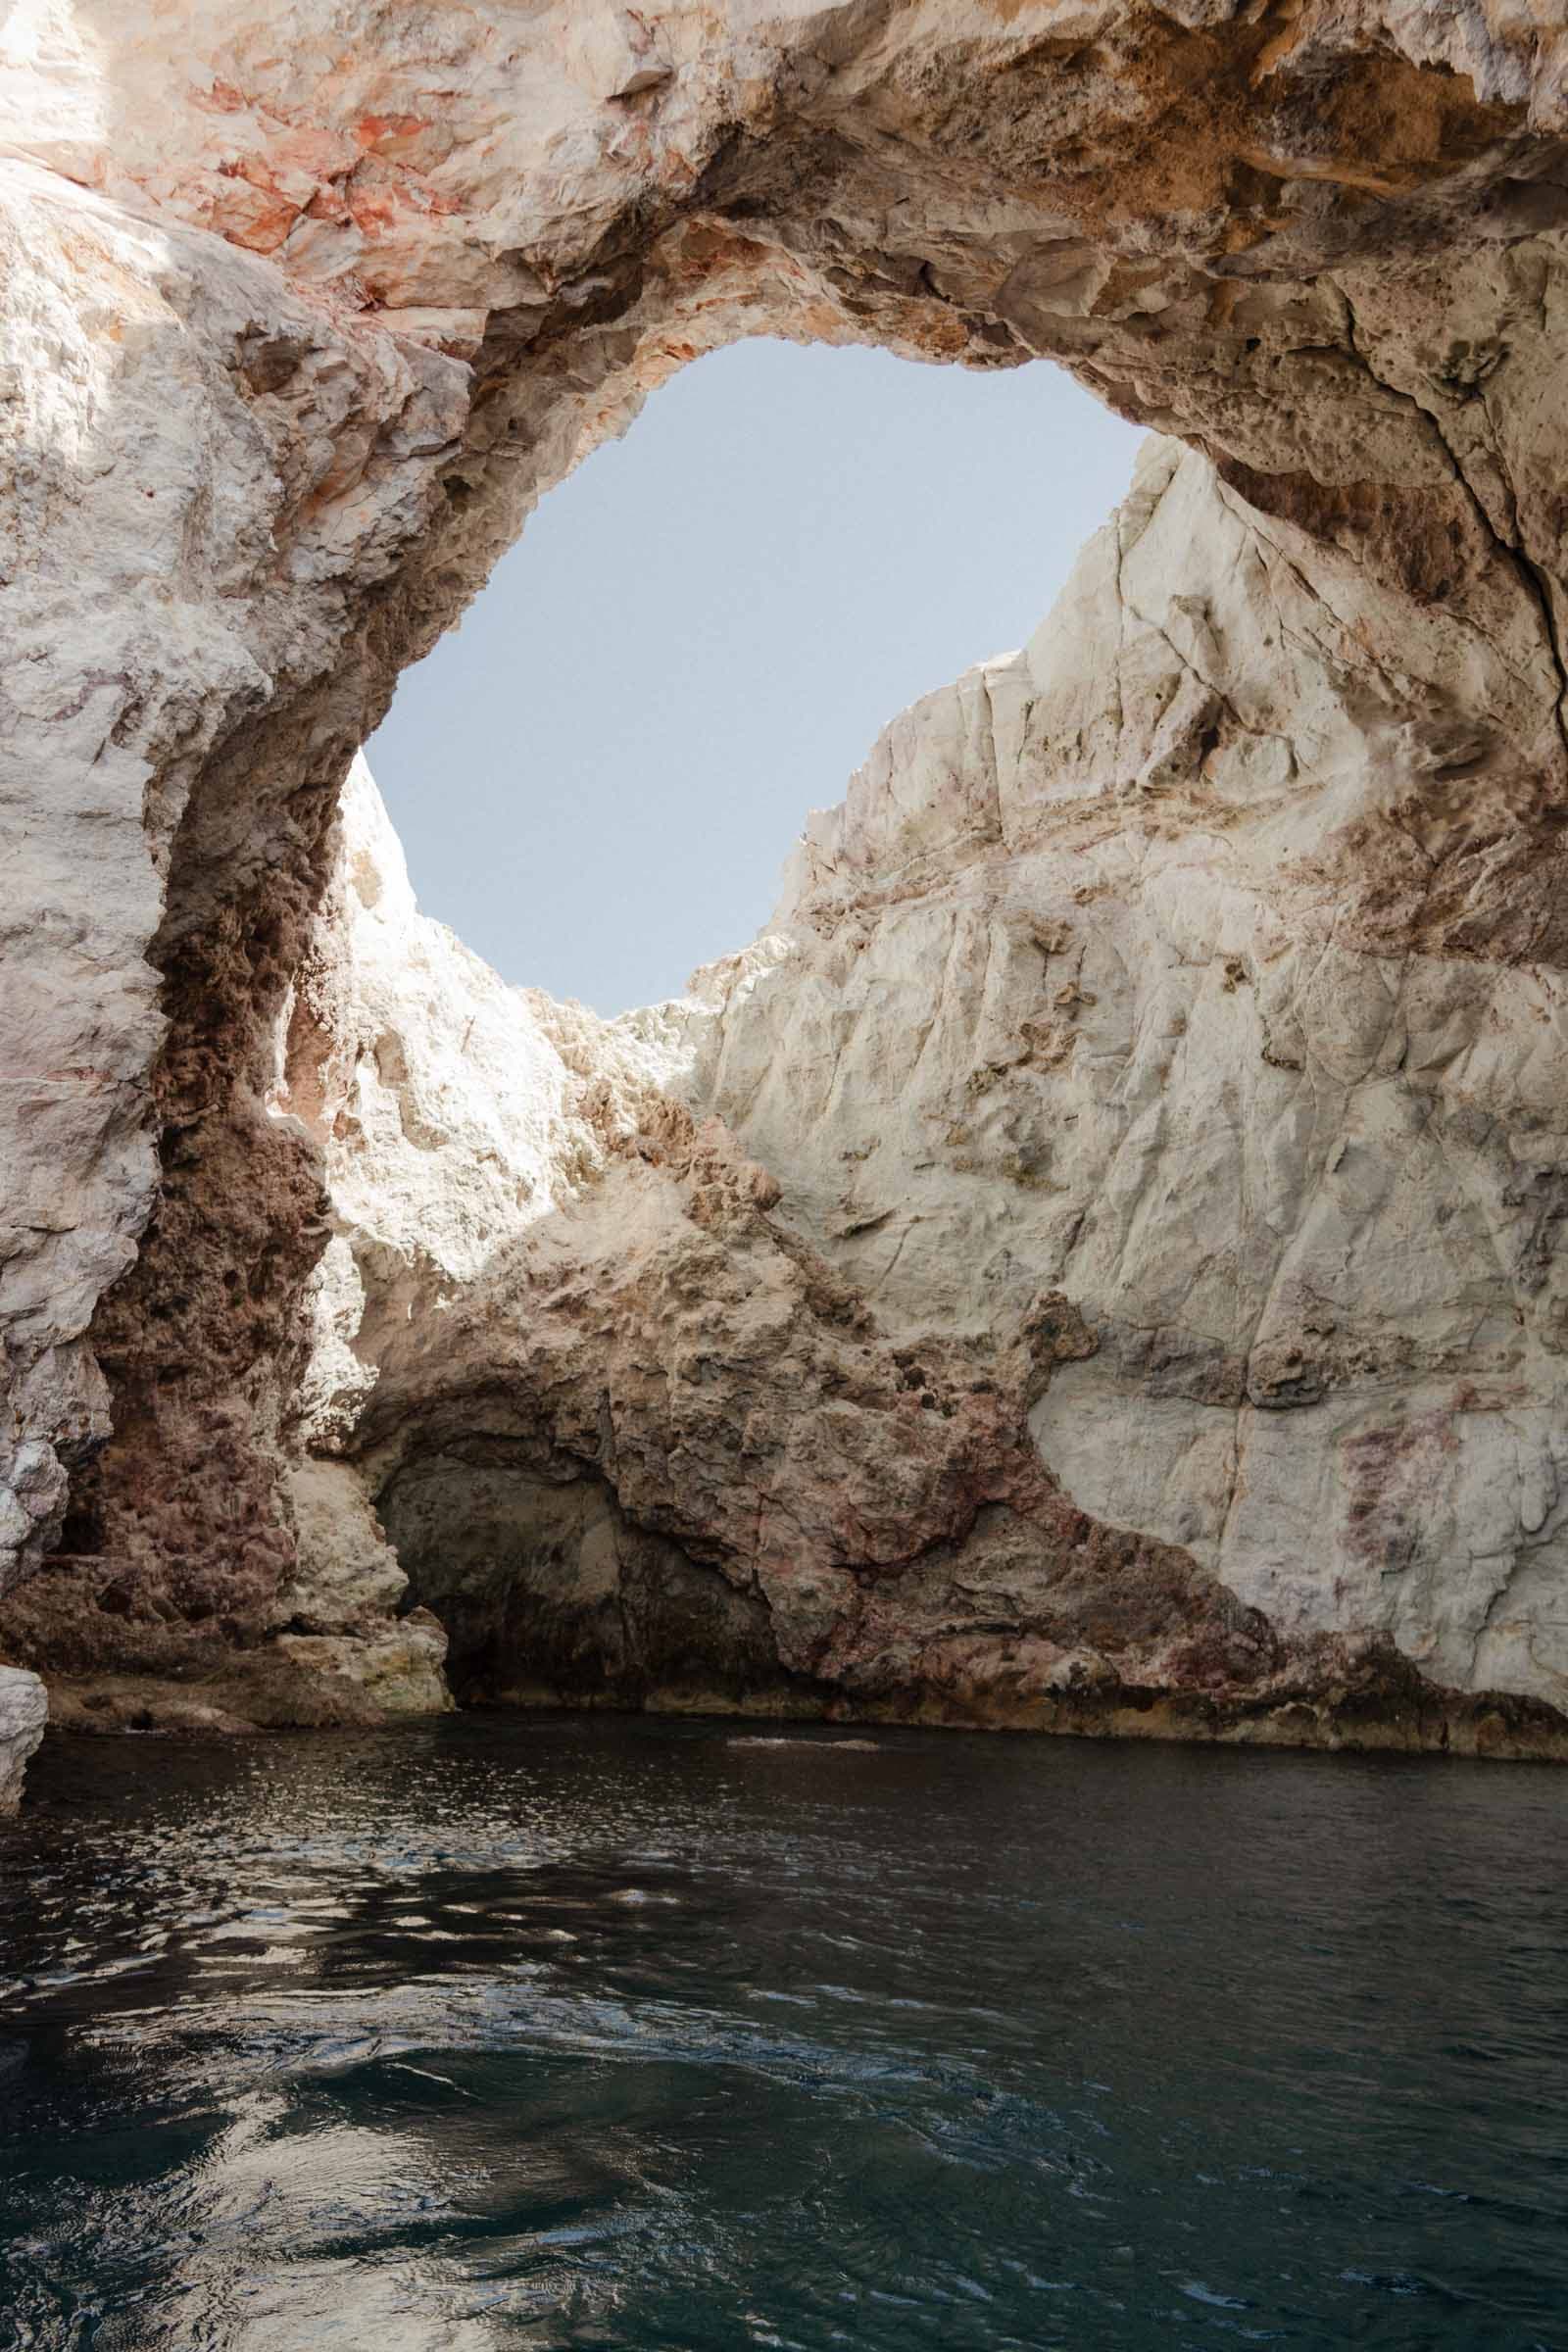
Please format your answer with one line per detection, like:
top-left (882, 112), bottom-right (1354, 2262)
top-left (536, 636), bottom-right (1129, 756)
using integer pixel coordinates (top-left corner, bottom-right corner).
top-left (9, 5), bottom-right (1568, 1777)
top-left (280, 766), bottom-right (1310, 1738)
top-left (252, 443), bottom-right (1568, 1757)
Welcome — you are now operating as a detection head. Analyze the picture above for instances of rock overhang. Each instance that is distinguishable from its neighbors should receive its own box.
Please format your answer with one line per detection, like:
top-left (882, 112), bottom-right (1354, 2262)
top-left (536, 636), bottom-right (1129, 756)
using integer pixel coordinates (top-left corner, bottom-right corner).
top-left (6, 3), bottom-right (1568, 1787)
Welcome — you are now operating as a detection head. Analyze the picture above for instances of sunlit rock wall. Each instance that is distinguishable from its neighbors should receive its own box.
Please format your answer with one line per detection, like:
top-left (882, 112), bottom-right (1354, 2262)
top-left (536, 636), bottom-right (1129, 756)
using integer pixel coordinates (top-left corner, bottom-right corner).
top-left (274, 442), bottom-right (1568, 1750)
top-left (697, 441), bottom-right (1568, 1716)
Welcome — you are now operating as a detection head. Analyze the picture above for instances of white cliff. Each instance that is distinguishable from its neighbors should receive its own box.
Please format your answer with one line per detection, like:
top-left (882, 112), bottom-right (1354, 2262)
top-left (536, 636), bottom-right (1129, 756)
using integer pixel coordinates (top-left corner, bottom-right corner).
top-left (703, 440), bottom-right (1568, 1712)
top-left (9, 4), bottom-right (1568, 1786)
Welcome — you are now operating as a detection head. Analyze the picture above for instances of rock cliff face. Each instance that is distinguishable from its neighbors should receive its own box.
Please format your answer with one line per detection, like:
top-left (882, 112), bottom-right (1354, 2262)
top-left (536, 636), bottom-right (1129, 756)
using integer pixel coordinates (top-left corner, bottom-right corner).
top-left (257, 436), bottom-right (1568, 1756)
top-left (8, 2), bottom-right (1568, 1784)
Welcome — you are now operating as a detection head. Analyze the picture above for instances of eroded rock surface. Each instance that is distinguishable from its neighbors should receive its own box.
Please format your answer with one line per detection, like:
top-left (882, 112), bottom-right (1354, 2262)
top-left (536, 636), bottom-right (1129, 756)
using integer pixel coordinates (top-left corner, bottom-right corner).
top-left (249, 433), bottom-right (1568, 1757)
top-left (9, 3), bottom-right (1568, 1780)
top-left (0, 1670), bottom-right (47, 1815)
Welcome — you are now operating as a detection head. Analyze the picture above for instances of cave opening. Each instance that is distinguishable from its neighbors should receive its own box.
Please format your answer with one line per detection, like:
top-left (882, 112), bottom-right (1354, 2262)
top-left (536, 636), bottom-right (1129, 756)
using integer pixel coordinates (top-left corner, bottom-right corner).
top-left (324, 336), bottom-right (1144, 1716)
top-left (364, 338), bottom-right (1143, 1016)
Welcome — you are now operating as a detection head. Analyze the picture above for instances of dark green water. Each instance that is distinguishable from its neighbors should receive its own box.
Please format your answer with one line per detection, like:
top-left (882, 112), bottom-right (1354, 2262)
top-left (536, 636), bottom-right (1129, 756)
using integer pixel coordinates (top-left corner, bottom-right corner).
top-left (2, 1716), bottom-right (1567, 2350)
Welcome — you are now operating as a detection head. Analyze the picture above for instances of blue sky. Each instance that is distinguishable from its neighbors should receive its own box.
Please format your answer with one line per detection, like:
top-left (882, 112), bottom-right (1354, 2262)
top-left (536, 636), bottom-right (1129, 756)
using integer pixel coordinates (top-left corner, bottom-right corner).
top-left (368, 339), bottom-right (1143, 1012)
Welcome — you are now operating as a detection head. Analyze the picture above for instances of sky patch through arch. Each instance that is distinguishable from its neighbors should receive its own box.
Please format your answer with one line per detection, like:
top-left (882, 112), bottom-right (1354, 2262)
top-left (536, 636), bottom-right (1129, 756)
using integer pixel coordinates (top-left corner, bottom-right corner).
top-left (368, 338), bottom-right (1144, 1014)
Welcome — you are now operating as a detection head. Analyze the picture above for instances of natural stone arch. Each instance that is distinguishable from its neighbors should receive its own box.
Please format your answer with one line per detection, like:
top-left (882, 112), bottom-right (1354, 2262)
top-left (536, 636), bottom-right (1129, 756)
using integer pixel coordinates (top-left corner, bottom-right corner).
top-left (5, 1), bottom-right (1568, 1785)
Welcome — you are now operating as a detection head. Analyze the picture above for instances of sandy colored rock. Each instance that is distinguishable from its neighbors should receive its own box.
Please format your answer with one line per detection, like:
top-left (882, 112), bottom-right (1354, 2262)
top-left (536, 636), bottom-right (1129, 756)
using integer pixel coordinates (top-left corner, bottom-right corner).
top-left (254, 434), bottom-right (1568, 1752)
top-left (10, 5), bottom-right (1568, 1785)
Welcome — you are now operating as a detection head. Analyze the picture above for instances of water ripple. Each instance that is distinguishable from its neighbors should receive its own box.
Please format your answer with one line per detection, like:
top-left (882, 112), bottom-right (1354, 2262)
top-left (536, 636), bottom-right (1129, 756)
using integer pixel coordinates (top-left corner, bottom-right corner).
top-left (3, 1714), bottom-right (1568, 2348)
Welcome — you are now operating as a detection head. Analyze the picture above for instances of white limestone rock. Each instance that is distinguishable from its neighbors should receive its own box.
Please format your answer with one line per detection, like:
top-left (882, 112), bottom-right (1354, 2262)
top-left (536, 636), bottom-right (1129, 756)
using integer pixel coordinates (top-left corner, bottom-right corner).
top-left (285, 436), bottom-right (1568, 1740)
top-left (279, 1459), bottom-right (406, 1634)
top-left (693, 441), bottom-right (1568, 1713)
top-left (11, 3), bottom-right (1568, 1782)
top-left (0, 1670), bottom-right (47, 1815)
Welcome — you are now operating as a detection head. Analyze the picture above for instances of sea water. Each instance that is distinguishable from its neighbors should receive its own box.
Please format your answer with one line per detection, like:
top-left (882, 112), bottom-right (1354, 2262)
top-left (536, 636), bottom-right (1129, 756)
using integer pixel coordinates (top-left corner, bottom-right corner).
top-left (2, 1713), bottom-right (1566, 2349)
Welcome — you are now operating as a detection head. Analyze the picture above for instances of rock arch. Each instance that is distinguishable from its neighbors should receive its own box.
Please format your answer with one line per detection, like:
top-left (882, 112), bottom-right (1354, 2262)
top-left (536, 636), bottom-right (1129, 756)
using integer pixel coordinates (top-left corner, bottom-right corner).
top-left (5, 1), bottom-right (1568, 1785)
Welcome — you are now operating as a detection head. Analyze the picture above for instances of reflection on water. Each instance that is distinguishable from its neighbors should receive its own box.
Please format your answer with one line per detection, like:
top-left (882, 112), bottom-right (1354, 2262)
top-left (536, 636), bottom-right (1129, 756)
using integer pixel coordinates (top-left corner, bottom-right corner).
top-left (2, 1714), bottom-right (1568, 2348)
